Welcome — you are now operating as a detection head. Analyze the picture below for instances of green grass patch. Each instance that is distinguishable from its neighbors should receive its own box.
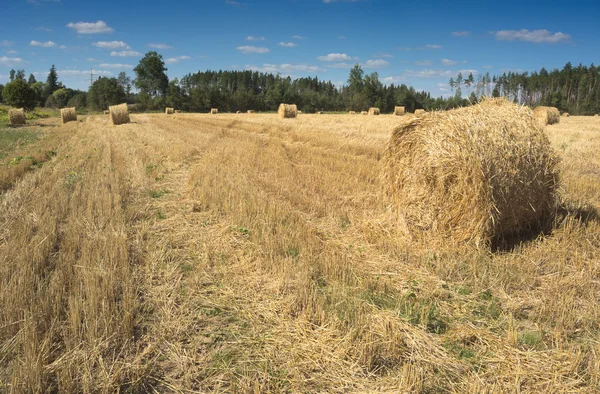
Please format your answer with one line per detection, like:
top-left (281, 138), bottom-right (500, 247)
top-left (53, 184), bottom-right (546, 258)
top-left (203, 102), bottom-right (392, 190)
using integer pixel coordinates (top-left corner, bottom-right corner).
top-left (518, 331), bottom-right (544, 349)
top-left (0, 128), bottom-right (41, 160)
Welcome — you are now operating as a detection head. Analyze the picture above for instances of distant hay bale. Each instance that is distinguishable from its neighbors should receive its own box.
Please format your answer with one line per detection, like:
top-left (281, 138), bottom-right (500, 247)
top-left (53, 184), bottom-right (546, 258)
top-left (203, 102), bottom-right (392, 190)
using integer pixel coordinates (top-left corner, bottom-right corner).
top-left (236, 111), bottom-right (241, 114)
top-left (414, 109), bottom-right (425, 115)
top-left (247, 110), bottom-right (255, 114)
top-left (165, 107), bottom-right (174, 115)
top-left (60, 107), bottom-right (77, 124)
top-left (595, 114), bottom-right (599, 117)
top-left (103, 110), bottom-right (109, 115)
top-left (361, 111), bottom-right (368, 115)
top-left (8, 108), bottom-right (25, 125)
top-left (174, 110), bottom-right (181, 114)
top-left (349, 111), bottom-right (356, 115)
top-left (211, 108), bottom-right (218, 114)
top-left (394, 106), bottom-right (405, 116)
top-left (368, 107), bottom-right (380, 116)
top-left (317, 111), bottom-right (323, 114)
top-left (109, 103), bottom-right (130, 125)
top-left (383, 97), bottom-right (560, 246)
top-left (562, 112), bottom-right (569, 117)
top-left (297, 110), bottom-right (303, 114)
top-left (278, 103), bottom-right (297, 118)
top-left (533, 106), bottom-right (560, 125)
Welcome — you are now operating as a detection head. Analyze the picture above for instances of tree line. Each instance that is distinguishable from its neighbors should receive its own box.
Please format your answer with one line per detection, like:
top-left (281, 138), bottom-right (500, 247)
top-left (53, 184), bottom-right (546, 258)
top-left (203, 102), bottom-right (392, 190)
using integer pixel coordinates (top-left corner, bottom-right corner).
top-left (1, 52), bottom-right (598, 115)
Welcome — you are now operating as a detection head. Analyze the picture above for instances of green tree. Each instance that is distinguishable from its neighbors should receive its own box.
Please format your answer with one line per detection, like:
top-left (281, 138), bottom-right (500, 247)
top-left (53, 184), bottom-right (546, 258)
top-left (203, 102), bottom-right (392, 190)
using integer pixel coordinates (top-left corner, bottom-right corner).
top-left (133, 52), bottom-right (169, 97)
top-left (455, 72), bottom-right (463, 99)
top-left (0, 84), bottom-right (4, 103)
top-left (28, 74), bottom-right (37, 86)
top-left (15, 70), bottom-right (26, 81)
top-left (87, 77), bottom-right (126, 110)
top-left (45, 88), bottom-right (69, 108)
top-left (117, 71), bottom-right (132, 95)
top-left (9, 69), bottom-right (15, 82)
top-left (166, 78), bottom-right (185, 109)
top-left (2, 79), bottom-right (37, 110)
top-left (67, 93), bottom-right (87, 109)
top-left (44, 65), bottom-right (59, 101)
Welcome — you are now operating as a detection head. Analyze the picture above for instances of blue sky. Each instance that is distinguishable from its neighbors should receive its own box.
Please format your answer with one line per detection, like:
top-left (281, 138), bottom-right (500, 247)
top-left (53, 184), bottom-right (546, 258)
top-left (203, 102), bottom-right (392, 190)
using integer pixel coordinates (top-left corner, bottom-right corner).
top-left (1, 0), bottom-right (598, 96)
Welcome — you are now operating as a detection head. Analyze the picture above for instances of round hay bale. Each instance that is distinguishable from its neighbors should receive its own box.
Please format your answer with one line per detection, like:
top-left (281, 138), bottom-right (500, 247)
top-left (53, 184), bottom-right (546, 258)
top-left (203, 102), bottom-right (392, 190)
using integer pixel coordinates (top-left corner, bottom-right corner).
top-left (211, 108), bottom-right (218, 114)
top-left (278, 103), bottom-right (297, 119)
top-left (349, 111), bottom-right (356, 115)
top-left (297, 110), bottom-right (303, 114)
top-left (533, 106), bottom-right (560, 125)
top-left (236, 111), bottom-right (241, 114)
top-left (103, 110), bottom-right (109, 115)
top-left (109, 103), bottom-right (130, 125)
top-left (165, 107), bottom-right (174, 115)
top-left (394, 106), bottom-right (405, 116)
top-left (60, 107), bottom-right (77, 124)
top-left (247, 110), bottom-right (255, 114)
top-left (317, 111), bottom-right (323, 115)
top-left (8, 108), bottom-right (26, 125)
top-left (383, 97), bottom-right (560, 246)
top-left (414, 109), bottom-right (426, 115)
top-left (174, 110), bottom-right (181, 114)
top-left (361, 111), bottom-right (368, 115)
top-left (368, 107), bottom-right (380, 115)
top-left (562, 112), bottom-right (569, 117)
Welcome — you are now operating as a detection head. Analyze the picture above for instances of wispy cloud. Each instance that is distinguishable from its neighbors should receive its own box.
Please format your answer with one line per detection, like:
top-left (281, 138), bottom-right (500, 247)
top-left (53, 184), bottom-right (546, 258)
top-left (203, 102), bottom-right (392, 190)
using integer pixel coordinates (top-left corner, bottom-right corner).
top-left (317, 53), bottom-right (357, 62)
top-left (397, 44), bottom-right (442, 51)
top-left (148, 43), bottom-right (173, 49)
top-left (98, 63), bottom-right (134, 69)
top-left (441, 58), bottom-right (457, 66)
top-left (374, 52), bottom-right (393, 58)
top-left (330, 62), bottom-right (353, 68)
top-left (237, 45), bottom-right (269, 54)
top-left (58, 69), bottom-right (112, 77)
top-left (6, 50), bottom-right (18, 54)
top-left (59, 45), bottom-right (67, 49)
top-left (415, 60), bottom-right (432, 66)
top-left (110, 50), bottom-right (142, 57)
top-left (364, 59), bottom-right (389, 68)
top-left (382, 76), bottom-right (406, 85)
top-left (404, 69), bottom-right (479, 78)
top-left (36, 26), bottom-right (52, 32)
top-left (30, 40), bottom-right (57, 48)
top-left (337, 35), bottom-right (346, 39)
top-left (0, 56), bottom-right (24, 66)
top-left (245, 63), bottom-right (325, 74)
top-left (323, 0), bottom-right (360, 3)
top-left (424, 44), bottom-right (442, 49)
top-left (278, 42), bottom-right (297, 47)
top-left (85, 57), bottom-right (100, 62)
top-left (494, 29), bottom-right (571, 43)
top-left (246, 36), bottom-right (265, 41)
top-left (452, 31), bottom-right (470, 37)
top-left (225, 0), bottom-right (246, 7)
top-left (165, 55), bottom-right (191, 64)
top-left (94, 41), bottom-right (129, 49)
top-left (66, 21), bottom-right (113, 34)
top-left (292, 35), bottom-right (305, 40)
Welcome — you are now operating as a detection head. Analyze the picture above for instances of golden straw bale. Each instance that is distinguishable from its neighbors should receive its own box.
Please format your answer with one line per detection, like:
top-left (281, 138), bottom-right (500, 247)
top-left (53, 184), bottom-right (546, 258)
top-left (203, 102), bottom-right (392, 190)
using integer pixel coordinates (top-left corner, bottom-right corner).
top-left (247, 110), bottom-right (255, 114)
top-left (414, 109), bottom-right (426, 115)
top-left (383, 97), bottom-right (560, 246)
top-left (174, 110), bottom-right (181, 114)
top-left (394, 106), bottom-right (405, 116)
top-left (361, 111), bottom-right (368, 115)
top-left (533, 106), bottom-right (560, 125)
top-left (109, 103), bottom-right (130, 125)
top-left (561, 112), bottom-right (569, 117)
top-left (103, 110), bottom-right (109, 115)
top-left (297, 110), bottom-right (303, 114)
top-left (368, 107), bottom-right (380, 115)
top-left (210, 108), bottom-right (218, 114)
top-left (60, 107), bottom-right (77, 124)
top-left (317, 111), bottom-right (322, 114)
top-left (278, 103), bottom-right (297, 118)
top-left (165, 107), bottom-right (174, 115)
top-left (8, 108), bottom-right (26, 125)
top-left (236, 111), bottom-right (241, 114)
top-left (349, 111), bottom-right (356, 115)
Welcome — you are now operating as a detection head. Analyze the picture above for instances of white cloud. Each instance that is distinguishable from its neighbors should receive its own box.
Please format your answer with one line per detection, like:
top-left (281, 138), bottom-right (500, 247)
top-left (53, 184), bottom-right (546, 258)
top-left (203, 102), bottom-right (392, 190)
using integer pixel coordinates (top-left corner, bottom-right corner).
top-left (165, 55), bottom-right (191, 64)
top-left (246, 36), bottom-right (265, 41)
top-left (110, 50), bottom-right (142, 57)
top-left (59, 45), bottom-right (67, 49)
top-left (330, 62), bottom-right (353, 68)
top-left (404, 69), bottom-right (479, 78)
top-left (245, 63), bottom-right (325, 74)
top-left (424, 44), bottom-right (442, 49)
top-left (94, 41), bottom-right (129, 49)
top-left (452, 31), bottom-right (470, 37)
top-left (237, 45), bottom-right (269, 54)
top-left (0, 56), bottom-right (24, 66)
top-left (397, 44), bottom-right (442, 51)
top-left (225, 0), bottom-right (245, 6)
top-left (364, 59), bottom-right (389, 68)
top-left (374, 52), bottom-right (393, 58)
top-left (58, 69), bottom-right (112, 77)
top-left (36, 26), bottom-right (52, 32)
top-left (148, 43), bottom-right (173, 49)
top-left (441, 58), bottom-right (457, 66)
top-left (85, 57), bottom-right (100, 62)
top-left (317, 53), bottom-right (357, 62)
top-left (382, 76), bottom-right (405, 85)
top-left (494, 29), bottom-right (571, 43)
top-left (98, 63), bottom-right (133, 69)
top-left (30, 40), bottom-right (57, 48)
top-left (292, 35), bottom-right (305, 40)
top-left (278, 42), bottom-right (297, 47)
top-left (66, 21), bottom-right (113, 34)
top-left (415, 60), bottom-right (432, 66)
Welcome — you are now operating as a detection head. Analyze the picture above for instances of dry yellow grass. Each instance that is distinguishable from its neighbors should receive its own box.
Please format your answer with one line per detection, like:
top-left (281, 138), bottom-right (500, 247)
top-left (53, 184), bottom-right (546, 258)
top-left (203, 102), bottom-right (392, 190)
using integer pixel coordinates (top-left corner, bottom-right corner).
top-left (1, 113), bottom-right (599, 393)
top-left (414, 109), bottom-right (426, 115)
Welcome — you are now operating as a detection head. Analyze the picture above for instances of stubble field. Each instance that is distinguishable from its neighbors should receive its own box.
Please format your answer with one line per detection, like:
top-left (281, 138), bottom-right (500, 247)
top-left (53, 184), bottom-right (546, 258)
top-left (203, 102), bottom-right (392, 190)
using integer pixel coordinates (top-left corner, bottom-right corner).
top-left (1, 112), bottom-right (599, 393)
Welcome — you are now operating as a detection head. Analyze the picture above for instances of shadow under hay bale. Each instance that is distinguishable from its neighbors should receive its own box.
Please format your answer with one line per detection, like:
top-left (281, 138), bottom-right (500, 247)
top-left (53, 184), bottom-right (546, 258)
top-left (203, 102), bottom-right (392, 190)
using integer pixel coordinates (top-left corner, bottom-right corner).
top-left (60, 107), bottom-right (77, 124)
top-left (109, 103), bottom-right (130, 125)
top-left (8, 108), bottom-right (26, 125)
top-left (368, 107), bottom-right (380, 115)
top-left (278, 103), bottom-right (297, 118)
top-left (394, 106), bottom-right (405, 116)
top-left (383, 97), bottom-right (560, 247)
top-left (533, 106), bottom-right (560, 125)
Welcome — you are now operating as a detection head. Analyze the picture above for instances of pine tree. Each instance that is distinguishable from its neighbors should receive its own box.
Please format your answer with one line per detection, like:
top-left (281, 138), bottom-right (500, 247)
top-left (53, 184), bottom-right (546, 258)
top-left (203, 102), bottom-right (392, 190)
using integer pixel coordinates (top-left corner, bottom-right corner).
top-left (44, 65), bottom-right (59, 101)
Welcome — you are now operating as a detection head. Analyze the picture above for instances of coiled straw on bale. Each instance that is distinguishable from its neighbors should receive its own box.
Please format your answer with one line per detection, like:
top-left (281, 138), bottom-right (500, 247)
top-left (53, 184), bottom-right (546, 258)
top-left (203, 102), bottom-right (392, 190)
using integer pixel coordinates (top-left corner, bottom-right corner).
top-left (211, 108), bottom-right (218, 114)
top-left (60, 107), bottom-right (77, 124)
top-left (278, 103), bottom-right (297, 118)
top-left (533, 106), bottom-right (560, 125)
top-left (165, 107), bottom-right (174, 115)
top-left (394, 106), bottom-right (405, 116)
top-left (383, 98), bottom-right (560, 246)
top-left (109, 103), bottom-right (130, 125)
top-left (8, 108), bottom-right (26, 125)
top-left (368, 107), bottom-right (380, 115)
top-left (414, 109), bottom-right (425, 115)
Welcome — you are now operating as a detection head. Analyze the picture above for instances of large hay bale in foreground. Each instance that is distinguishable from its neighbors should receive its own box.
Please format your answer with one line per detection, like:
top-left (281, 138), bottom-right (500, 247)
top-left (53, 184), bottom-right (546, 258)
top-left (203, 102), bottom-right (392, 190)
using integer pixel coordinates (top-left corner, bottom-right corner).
top-left (414, 109), bottom-right (425, 115)
top-left (394, 106), bottom-right (405, 116)
top-left (211, 108), bottom-right (218, 114)
top-left (109, 103), bottom-right (130, 125)
top-left (165, 107), bottom-right (174, 115)
top-left (247, 110), bottom-right (255, 114)
top-left (278, 103), bottom-right (297, 118)
top-left (533, 106), bottom-right (560, 125)
top-left (8, 108), bottom-right (26, 125)
top-left (60, 107), bottom-right (77, 124)
top-left (383, 98), bottom-right (560, 246)
top-left (368, 107), bottom-right (380, 115)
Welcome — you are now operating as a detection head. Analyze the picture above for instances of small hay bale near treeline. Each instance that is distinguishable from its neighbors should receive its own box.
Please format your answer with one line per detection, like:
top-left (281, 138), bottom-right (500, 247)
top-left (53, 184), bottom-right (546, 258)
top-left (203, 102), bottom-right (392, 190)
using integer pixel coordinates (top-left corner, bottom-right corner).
top-left (247, 110), bottom-right (255, 114)
top-left (383, 97), bottom-right (560, 247)
top-left (109, 103), bottom-right (130, 125)
top-left (8, 108), bottom-right (26, 125)
top-left (368, 107), bottom-right (380, 115)
top-left (394, 106), bottom-right (405, 116)
top-left (533, 106), bottom-right (560, 125)
top-left (317, 111), bottom-right (323, 115)
top-left (174, 110), bottom-right (181, 114)
top-left (60, 107), bottom-right (77, 124)
top-left (211, 108), bottom-right (218, 114)
top-left (103, 110), bottom-right (109, 115)
top-left (414, 109), bottom-right (426, 115)
top-left (297, 110), bottom-right (303, 114)
top-left (361, 111), bottom-right (368, 115)
top-left (562, 112), bottom-right (569, 117)
top-left (349, 111), bottom-right (356, 115)
top-left (278, 103), bottom-right (297, 118)
top-left (165, 107), bottom-right (174, 115)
